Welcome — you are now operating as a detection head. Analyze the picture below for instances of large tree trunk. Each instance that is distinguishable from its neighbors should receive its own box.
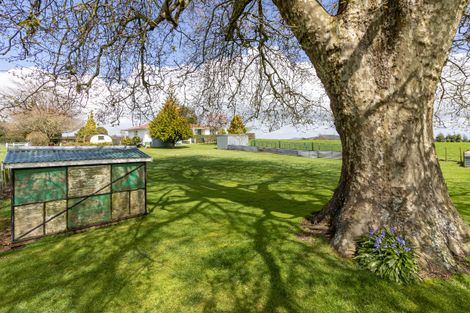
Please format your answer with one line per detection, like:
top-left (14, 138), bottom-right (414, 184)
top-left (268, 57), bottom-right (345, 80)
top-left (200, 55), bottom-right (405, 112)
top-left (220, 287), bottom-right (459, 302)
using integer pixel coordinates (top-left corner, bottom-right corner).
top-left (273, 0), bottom-right (470, 274)
top-left (312, 94), bottom-right (470, 274)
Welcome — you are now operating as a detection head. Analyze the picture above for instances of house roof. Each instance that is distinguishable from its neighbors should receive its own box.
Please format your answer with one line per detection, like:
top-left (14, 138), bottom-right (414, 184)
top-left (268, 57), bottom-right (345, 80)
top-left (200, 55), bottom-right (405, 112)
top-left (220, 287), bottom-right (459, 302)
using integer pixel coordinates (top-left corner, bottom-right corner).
top-left (3, 146), bottom-right (152, 169)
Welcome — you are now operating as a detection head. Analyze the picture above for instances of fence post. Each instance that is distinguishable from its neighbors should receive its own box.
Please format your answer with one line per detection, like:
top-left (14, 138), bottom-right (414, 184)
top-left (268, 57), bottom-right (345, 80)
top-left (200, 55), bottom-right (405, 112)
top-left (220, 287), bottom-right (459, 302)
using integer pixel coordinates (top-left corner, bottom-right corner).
top-left (278, 140), bottom-right (281, 149)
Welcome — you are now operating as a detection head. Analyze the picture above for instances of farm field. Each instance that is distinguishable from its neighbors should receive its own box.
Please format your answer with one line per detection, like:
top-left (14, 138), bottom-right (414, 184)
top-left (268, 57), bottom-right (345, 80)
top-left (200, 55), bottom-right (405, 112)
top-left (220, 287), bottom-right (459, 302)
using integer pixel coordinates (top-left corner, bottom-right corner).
top-left (0, 144), bottom-right (469, 312)
top-left (251, 139), bottom-right (470, 162)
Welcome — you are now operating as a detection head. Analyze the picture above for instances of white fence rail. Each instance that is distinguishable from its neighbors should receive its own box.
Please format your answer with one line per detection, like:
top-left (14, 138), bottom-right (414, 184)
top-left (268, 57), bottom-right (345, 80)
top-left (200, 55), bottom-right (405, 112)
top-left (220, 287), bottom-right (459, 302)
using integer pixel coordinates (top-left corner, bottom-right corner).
top-left (5, 142), bottom-right (30, 149)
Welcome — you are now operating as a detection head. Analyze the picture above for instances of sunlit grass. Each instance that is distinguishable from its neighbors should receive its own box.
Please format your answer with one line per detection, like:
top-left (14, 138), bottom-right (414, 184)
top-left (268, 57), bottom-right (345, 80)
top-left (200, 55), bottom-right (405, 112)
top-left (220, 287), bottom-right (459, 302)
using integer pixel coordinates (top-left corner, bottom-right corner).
top-left (0, 144), bottom-right (468, 312)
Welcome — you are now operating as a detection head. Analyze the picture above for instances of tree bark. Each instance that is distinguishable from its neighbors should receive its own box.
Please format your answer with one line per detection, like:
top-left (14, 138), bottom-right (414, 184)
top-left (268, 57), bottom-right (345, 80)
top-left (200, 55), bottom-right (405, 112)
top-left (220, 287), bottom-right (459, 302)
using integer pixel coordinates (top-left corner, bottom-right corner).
top-left (273, 0), bottom-right (470, 274)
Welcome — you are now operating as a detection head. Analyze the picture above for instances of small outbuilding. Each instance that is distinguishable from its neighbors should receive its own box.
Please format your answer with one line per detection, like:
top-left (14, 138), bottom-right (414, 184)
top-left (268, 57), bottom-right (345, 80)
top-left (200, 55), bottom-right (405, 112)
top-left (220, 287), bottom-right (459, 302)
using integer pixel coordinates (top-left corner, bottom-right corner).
top-left (216, 134), bottom-right (249, 149)
top-left (90, 134), bottom-right (113, 144)
top-left (465, 151), bottom-right (470, 168)
top-left (2, 146), bottom-right (152, 242)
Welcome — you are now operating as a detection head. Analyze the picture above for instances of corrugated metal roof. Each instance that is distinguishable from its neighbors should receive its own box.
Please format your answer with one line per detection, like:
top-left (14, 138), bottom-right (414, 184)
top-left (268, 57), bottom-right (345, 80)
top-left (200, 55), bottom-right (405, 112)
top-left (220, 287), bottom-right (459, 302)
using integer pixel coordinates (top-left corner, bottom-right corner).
top-left (3, 146), bottom-right (152, 169)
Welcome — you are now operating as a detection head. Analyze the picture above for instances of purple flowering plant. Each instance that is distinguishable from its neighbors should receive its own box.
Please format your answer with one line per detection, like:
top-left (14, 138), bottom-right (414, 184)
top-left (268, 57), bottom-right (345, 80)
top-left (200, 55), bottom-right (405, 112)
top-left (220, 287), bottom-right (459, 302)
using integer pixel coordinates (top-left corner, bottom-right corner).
top-left (355, 227), bottom-right (418, 284)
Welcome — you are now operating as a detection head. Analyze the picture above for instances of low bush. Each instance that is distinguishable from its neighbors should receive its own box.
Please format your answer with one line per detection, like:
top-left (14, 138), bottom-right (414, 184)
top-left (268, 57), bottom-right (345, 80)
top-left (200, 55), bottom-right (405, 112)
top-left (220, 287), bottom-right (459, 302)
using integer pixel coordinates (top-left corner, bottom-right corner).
top-left (355, 227), bottom-right (418, 284)
top-left (121, 136), bottom-right (142, 146)
top-left (193, 135), bottom-right (216, 143)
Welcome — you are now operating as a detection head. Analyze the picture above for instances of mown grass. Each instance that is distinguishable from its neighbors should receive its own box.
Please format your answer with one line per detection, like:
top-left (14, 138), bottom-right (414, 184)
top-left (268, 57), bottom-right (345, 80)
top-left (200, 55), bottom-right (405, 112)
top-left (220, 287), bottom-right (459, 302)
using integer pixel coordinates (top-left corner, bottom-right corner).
top-left (0, 145), bottom-right (468, 312)
top-left (251, 139), bottom-right (470, 162)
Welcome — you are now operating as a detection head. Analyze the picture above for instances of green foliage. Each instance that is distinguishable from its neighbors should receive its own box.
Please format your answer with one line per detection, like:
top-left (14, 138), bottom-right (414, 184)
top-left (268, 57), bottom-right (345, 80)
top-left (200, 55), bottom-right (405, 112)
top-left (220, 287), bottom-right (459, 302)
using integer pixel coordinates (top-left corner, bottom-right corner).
top-left (84, 112), bottom-right (97, 132)
top-left (121, 136), bottom-right (142, 146)
top-left (446, 134), bottom-right (463, 142)
top-left (96, 127), bottom-right (108, 135)
top-left (131, 136), bottom-right (142, 145)
top-left (149, 95), bottom-right (192, 146)
top-left (436, 133), bottom-right (445, 142)
top-left (121, 137), bottom-right (131, 145)
top-left (193, 135), bottom-right (216, 143)
top-left (356, 228), bottom-right (419, 284)
top-left (76, 112), bottom-right (99, 142)
top-left (217, 128), bottom-right (227, 135)
top-left (227, 115), bottom-right (247, 134)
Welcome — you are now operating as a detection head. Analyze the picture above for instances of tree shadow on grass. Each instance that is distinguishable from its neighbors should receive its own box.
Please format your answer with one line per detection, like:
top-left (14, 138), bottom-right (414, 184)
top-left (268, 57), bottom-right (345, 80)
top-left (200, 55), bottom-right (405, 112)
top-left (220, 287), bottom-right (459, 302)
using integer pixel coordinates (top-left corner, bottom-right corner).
top-left (0, 153), bottom-right (468, 312)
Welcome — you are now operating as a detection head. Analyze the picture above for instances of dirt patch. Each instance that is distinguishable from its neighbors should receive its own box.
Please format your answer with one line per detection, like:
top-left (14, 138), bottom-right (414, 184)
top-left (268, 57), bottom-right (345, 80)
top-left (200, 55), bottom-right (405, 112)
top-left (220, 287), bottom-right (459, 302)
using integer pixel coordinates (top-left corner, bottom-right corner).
top-left (0, 222), bottom-right (11, 252)
top-left (296, 218), bottom-right (331, 241)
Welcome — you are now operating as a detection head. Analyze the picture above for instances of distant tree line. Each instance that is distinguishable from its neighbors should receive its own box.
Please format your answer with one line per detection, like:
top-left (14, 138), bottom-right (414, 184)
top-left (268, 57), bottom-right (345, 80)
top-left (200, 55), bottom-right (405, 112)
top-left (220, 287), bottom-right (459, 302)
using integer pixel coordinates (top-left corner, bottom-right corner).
top-left (435, 133), bottom-right (469, 142)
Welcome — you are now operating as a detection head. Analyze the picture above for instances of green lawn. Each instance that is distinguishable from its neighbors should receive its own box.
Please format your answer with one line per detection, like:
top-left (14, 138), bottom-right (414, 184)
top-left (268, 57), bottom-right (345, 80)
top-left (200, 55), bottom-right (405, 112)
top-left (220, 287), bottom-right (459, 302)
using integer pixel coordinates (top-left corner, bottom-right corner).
top-left (251, 139), bottom-right (470, 162)
top-left (0, 145), bottom-right (469, 312)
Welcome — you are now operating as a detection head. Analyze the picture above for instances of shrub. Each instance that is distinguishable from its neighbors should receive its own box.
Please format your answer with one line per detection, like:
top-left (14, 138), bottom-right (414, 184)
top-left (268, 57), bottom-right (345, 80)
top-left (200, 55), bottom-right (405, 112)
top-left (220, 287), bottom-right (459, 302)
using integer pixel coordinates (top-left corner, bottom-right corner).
top-left (96, 126), bottom-right (108, 135)
top-left (131, 136), bottom-right (142, 145)
top-left (121, 136), bottom-right (142, 146)
top-left (355, 227), bottom-right (418, 284)
top-left (193, 135), bottom-right (216, 143)
top-left (436, 133), bottom-right (445, 142)
top-left (26, 131), bottom-right (49, 146)
top-left (121, 137), bottom-right (133, 145)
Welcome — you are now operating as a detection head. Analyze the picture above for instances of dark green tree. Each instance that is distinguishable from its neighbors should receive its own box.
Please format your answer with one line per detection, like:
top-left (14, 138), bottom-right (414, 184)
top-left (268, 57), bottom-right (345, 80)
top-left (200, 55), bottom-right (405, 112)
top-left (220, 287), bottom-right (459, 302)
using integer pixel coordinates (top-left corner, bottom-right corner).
top-left (436, 133), bottom-right (445, 142)
top-left (227, 115), bottom-right (247, 134)
top-left (149, 95), bottom-right (192, 147)
top-left (96, 127), bottom-right (108, 135)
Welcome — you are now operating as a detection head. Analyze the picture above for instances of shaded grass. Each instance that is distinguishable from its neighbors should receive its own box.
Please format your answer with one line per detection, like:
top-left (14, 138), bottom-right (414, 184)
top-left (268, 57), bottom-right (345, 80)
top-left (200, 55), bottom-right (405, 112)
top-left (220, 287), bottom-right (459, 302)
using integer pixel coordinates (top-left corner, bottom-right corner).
top-left (0, 145), bottom-right (468, 312)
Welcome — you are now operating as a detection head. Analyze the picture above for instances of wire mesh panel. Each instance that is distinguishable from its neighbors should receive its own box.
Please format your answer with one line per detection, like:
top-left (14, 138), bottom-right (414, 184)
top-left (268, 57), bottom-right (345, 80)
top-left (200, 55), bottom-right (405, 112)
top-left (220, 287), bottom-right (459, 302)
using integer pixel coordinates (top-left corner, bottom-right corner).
top-left (112, 163), bottom-right (145, 191)
top-left (14, 203), bottom-right (44, 240)
top-left (45, 200), bottom-right (67, 235)
top-left (130, 189), bottom-right (146, 215)
top-left (10, 161), bottom-right (147, 242)
top-left (14, 167), bottom-right (66, 205)
top-left (112, 191), bottom-right (130, 219)
top-left (68, 194), bottom-right (111, 229)
top-left (68, 165), bottom-right (111, 197)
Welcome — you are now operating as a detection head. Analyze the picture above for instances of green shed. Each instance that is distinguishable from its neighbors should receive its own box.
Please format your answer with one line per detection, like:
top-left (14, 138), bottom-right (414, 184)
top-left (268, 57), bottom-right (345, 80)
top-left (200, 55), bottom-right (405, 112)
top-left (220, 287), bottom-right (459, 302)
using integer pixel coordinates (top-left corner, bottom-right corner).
top-left (2, 146), bottom-right (152, 242)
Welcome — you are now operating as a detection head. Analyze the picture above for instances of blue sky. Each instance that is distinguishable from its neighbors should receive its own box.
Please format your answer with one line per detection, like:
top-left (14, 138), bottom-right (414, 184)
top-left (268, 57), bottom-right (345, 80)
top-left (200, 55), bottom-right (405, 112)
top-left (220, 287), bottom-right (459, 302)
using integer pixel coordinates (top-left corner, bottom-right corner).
top-left (0, 1), bottom-right (468, 139)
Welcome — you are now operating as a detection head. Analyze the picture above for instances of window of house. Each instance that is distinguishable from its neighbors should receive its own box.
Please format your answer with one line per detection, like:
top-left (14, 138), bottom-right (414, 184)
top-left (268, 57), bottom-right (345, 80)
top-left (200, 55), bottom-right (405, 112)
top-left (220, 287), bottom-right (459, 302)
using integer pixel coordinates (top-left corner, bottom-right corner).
top-left (98, 135), bottom-right (104, 140)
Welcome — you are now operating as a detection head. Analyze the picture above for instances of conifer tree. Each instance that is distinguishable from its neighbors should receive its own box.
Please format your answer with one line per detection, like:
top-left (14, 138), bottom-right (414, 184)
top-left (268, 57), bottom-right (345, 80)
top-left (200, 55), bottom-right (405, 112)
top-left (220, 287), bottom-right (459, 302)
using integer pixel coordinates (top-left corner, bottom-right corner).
top-left (75, 112), bottom-right (98, 142)
top-left (149, 94), bottom-right (192, 147)
top-left (227, 115), bottom-right (247, 134)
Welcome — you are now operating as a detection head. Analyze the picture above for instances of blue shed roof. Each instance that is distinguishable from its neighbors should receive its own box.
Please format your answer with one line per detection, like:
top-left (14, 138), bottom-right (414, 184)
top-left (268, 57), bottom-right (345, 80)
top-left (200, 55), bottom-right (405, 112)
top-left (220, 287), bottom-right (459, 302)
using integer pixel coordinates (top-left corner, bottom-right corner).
top-left (3, 146), bottom-right (152, 169)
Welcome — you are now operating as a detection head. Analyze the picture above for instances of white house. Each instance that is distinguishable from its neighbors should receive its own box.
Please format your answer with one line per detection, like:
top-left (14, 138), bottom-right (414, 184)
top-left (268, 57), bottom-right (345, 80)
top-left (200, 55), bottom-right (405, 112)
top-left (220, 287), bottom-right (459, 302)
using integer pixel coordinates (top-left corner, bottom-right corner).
top-left (90, 134), bottom-right (113, 144)
top-left (121, 123), bottom-right (211, 147)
